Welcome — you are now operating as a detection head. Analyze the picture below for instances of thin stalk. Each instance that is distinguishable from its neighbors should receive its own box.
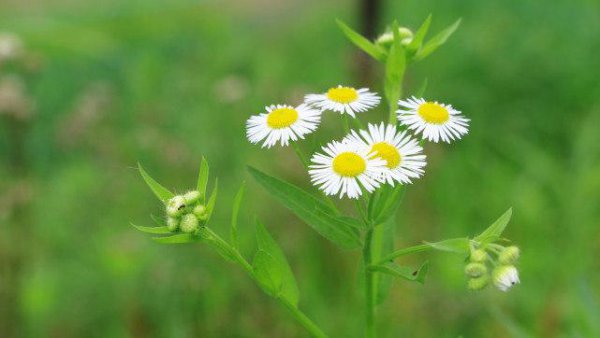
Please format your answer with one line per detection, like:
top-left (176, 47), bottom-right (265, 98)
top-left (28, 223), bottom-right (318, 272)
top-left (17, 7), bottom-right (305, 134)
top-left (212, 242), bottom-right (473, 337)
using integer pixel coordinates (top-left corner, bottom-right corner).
top-left (363, 229), bottom-right (376, 338)
top-left (376, 243), bottom-right (432, 265)
top-left (203, 228), bottom-right (329, 338)
top-left (291, 141), bottom-right (309, 168)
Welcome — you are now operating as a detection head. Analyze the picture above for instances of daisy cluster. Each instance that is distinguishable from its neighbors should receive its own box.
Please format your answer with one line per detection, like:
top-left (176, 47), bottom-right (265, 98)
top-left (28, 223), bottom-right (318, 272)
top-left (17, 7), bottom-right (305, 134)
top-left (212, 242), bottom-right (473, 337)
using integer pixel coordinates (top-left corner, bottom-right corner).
top-left (246, 85), bottom-right (470, 199)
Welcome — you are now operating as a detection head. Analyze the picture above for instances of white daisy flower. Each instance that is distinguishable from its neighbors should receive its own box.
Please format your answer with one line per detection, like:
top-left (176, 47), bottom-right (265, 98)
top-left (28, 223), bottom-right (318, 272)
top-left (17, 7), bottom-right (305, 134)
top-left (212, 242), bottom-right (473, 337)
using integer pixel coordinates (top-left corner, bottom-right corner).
top-left (246, 104), bottom-right (321, 148)
top-left (344, 123), bottom-right (427, 185)
top-left (492, 265), bottom-right (520, 292)
top-left (304, 85), bottom-right (381, 117)
top-left (309, 140), bottom-right (386, 199)
top-left (397, 97), bottom-right (470, 143)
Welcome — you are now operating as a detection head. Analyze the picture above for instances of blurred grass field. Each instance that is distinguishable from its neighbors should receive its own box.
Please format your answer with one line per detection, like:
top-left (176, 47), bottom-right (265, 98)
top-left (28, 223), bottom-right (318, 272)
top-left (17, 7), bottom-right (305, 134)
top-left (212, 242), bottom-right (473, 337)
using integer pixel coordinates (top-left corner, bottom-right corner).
top-left (1, 0), bottom-right (599, 337)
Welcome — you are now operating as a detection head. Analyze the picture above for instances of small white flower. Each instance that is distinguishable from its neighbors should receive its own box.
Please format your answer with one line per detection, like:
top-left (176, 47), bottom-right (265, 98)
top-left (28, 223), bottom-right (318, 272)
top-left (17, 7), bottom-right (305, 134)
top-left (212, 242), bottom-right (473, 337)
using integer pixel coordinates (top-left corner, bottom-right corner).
top-left (397, 97), bottom-right (469, 143)
top-left (246, 104), bottom-right (321, 148)
top-left (492, 265), bottom-right (520, 292)
top-left (304, 85), bottom-right (380, 117)
top-left (344, 123), bottom-right (427, 185)
top-left (309, 140), bottom-right (386, 199)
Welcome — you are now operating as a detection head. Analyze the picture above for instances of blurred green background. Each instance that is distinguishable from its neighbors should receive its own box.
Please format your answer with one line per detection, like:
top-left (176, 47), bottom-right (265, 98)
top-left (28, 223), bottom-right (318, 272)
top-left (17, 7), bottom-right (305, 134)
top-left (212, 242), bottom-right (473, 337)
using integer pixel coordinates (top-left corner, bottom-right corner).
top-left (1, 0), bottom-right (599, 337)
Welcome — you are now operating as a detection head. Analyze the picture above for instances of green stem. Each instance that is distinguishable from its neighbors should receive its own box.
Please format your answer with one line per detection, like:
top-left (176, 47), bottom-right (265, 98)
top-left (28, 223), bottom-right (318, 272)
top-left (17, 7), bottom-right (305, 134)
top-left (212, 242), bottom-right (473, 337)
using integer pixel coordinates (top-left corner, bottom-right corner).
top-left (376, 243), bottom-right (432, 265)
top-left (203, 228), bottom-right (329, 338)
top-left (291, 141), bottom-right (309, 168)
top-left (363, 229), bottom-right (376, 338)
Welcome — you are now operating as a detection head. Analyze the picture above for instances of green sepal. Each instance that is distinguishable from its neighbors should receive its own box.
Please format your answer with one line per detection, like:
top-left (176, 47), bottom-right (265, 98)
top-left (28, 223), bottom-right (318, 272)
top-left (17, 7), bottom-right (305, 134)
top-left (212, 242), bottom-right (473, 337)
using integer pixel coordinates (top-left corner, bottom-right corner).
top-left (252, 220), bottom-right (300, 306)
top-left (131, 222), bottom-right (171, 234)
top-left (370, 261), bottom-right (429, 284)
top-left (248, 166), bottom-right (362, 250)
top-left (474, 208), bottom-right (513, 245)
top-left (137, 162), bottom-right (174, 202)
top-left (336, 19), bottom-right (387, 62)
top-left (415, 18), bottom-right (462, 61)
top-left (152, 233), bottom-right (199, 244)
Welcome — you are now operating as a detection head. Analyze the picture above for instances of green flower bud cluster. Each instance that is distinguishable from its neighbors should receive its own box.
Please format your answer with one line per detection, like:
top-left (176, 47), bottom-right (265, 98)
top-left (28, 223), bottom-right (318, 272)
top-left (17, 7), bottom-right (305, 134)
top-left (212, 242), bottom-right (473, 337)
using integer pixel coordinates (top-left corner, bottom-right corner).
top-left (375, 27), bottom-right (414, 48)
top-left (165, 190), bottom-right (208, 234)
top-left (465, 245), bottom-right (520, 292)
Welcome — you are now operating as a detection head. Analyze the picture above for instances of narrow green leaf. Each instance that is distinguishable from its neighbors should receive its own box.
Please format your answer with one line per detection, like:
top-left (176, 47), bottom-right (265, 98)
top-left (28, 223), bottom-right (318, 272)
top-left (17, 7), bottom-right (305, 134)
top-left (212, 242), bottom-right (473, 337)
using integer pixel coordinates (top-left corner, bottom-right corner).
top-left (415, 78), bottom-right (428, 97)
top-left (370, 261), bottom-right (429, 284)
top-left (197, 157), bottom-right (209, 202)
top-left (426, 237), bottom-right (470, 254)
top-left (475, 208), bottom-right (513, 244)
top-left (131, 222), bottom-right (171, 234)
top-left (138, 162), bottom-right (174, 202)
top-left (372, 184), bottom-right (405, 224)
top-left (150, 214), bottom-right (165, 226)
top-left (248, 166), bottom-right (362, 249)
top-left (415, 18), bottom-right (462, 61)
top-left (152, 233), bottom-right (199, 244)
top-left (384, 21), bottom-right (406, 115)
top-left (231, 182), bottom-right (246, 249)
top-left (336, 19), bottom-right (386, 62)
top-left (205, 179), bottom-right (218, 223)
top-left (407, 14), bottom-right (432, 54)
top-left (253, 220), bottom-right (300, 306)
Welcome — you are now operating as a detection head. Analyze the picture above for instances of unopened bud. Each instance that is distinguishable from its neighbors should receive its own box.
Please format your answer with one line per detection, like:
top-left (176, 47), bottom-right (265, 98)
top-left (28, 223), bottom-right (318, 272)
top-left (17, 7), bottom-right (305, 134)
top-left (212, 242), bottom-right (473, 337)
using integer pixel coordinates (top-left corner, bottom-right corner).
top-left (464, 263), bottom-right (487, 278)
top-left (499, 246), bottom-right (520, 265)
top-left (375, 27), bottom-right (414, 47)
top-left (492, 265), bottom-right (520, 292)
top-left (179, 213), bottom-right (199, 233)
top-left (193, 204), bottom-right (208, 220)
top-left (470, 249), bottom-right (487, 263)
top-left (183, 190), bottom-right (201, 205)
top-left (166, 217), bottom-right (179, 232)
top-left (166, 195), bottom-right (186, 217)
top-left (467, 275), bottom-right (489, 291)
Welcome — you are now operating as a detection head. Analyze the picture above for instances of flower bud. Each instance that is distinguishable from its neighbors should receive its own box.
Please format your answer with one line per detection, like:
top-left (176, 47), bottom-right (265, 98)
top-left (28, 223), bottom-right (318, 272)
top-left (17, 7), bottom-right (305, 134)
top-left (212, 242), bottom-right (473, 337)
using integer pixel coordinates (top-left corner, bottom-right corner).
top-left (166, 217), bottom-right (179, 232)
top-left (464, 263), bottom-right (487, 278)
top-left (166, 195), bottom-right (186, 217)
top-left (499, 246), bottom-right (520, 265)
top-left (492, 265), bottom-right (520, 292)
top-left (179, 213), bottom-right (199, 233)
top-left (469, 249), bottom-right (487, 263)
top-left (467, 275), bottom-right (489, 291)
top-left (375, 27), bottom-right (414, 47)
top-left (193, 204), bottom-right (208, 221)
top-left (183, 190), bottom-right (201, 205)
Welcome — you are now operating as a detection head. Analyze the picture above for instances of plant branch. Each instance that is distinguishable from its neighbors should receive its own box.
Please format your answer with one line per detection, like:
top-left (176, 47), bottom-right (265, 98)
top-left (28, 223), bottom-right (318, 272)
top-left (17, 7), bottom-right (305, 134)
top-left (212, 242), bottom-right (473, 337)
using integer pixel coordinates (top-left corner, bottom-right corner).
top-left (376, 243), bottom-right (432, 265)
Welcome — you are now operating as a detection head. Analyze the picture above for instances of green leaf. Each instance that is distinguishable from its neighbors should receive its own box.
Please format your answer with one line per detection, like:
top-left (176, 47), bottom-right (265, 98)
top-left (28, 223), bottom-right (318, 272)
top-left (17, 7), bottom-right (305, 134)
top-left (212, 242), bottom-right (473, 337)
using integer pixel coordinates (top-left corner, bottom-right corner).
top-left (150, 214), bottom-right (165, 226)
top-left (336, 19), bottom-right (386, 62)
top-left (384, 21), bottom-right (406, 114)
top-left (231, 182), bottom-right (246, 249)
top-left (371, 184), bottom-right (405, 224)
top-left (248, 166), bottom-right (362, 249)
top-left (407, 14), bottom-right (432, 55)
top-left (205, 179), bottom-right (218, 223)
top-left (426, 237), bottom-right (470, 254)
top-left (138, 162), bottom-right (174, 202)
top-left (375, 217), bottom-right (396, 304)
top-left (415, 78), bottom-right (428, 97)
top-left (370, 261), bottom-right (429, 284)
top-left (475, 208), bottom-right (513, 245)
top-left (131, 222), bottom-right (171, 234)
top-left (152, 233), bottom-right (199, 244)
top-left (252, 221), bottom-right (300, 306)
top-left (197, 157), bottom-right (209, 202)
top-left (415, 18), bottom-right (462, 61)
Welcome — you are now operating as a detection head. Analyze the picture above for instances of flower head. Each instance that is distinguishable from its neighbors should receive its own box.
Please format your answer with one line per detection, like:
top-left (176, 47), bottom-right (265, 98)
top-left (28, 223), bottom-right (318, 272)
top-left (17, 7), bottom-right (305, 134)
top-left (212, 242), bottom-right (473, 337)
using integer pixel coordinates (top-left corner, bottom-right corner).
top-left (304, 85), bottom-right (380, 117)
top-left (397, 97), bottom-right (469, 143)
top-left (246, 104), bottom-right (321, 148)
top-left (309, 140), bottom-right (386, 199)
top-left (344, 123), bottom-right (426, 185)
top-left (492, 265), bottom-right (520, 292)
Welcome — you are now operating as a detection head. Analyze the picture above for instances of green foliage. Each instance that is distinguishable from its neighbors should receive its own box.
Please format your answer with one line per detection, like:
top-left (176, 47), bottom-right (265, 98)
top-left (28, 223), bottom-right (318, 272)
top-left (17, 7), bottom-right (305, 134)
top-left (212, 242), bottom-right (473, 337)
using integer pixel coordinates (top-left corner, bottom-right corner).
top-left (130, 223), bottom-right (171, 234)
top-left (205, 178), bottom-right (219, 222)
top-left (336, 19), bottom-right (386, 61)
top-left (197, 157), bottom-right (210, 202)
top-left (475, 208), bottom-right (513, 245)
top-left (137, 162), bottom-right (174, 202)
top-left (230, 182), bottom-right (246, 249)
top-left (248, 166), bottom-right (362, 249)
top-left (152, 233), bottom-right (199, 244)
top-left (406, 14), bottom-right (432, 55)
top-left (427, 238), bottom-right (471, 254)
top-left (414, 18), bottom-right (462, 61)
top-left (369, 261), bottom-right (429, 284)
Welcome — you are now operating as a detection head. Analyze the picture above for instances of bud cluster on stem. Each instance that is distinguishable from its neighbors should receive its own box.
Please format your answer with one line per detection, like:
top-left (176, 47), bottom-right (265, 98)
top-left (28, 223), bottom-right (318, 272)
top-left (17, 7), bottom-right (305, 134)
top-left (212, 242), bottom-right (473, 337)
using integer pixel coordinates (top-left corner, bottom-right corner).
top-left (165, 190), bottom-right (208, 234)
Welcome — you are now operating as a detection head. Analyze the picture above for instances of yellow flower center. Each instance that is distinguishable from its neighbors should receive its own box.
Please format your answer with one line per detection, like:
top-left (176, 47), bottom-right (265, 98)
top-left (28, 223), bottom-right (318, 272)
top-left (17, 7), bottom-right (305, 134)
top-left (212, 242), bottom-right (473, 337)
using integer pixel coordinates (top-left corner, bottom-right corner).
top-left (417, 102), bottom-right (449, 124)
top-left (370, 142), bottom-right (401, 168)
top-left (266, 107), bottom-right (299, 129)
top-left (332, 152), bottom-right (366, 177)
top-left (327, 87), bottom-right (358, 104)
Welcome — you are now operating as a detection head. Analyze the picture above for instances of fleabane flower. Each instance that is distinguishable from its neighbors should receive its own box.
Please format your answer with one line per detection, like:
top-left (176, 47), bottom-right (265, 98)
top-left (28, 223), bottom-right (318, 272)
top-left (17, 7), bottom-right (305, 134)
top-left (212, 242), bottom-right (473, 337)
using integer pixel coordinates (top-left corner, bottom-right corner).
top-left (304, 85), bottom-right (380, 117)
top-left (397, 97), bottom-right (469, 143)
top-left (246, 104), bottom-right (321, 148)
top-left (309, 140), bottom-right (386, 199)
top-left (344, 123), bottom-right (427, 185)
top-left (492, 265), bottom-right (520, 292)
